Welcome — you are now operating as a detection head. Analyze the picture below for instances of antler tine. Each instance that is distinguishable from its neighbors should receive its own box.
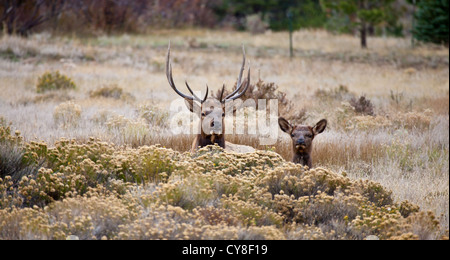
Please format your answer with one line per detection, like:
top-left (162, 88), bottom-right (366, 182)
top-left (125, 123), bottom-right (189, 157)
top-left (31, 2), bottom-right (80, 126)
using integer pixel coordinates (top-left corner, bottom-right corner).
top-left (225, 45), bottom-right (246, 100)
top-left (166, 43), bottom-right (196, 101)
top-left (219, 84), bottom-right (225, 102)
top-left (185, 81), bottom-right (204, 103)
top-left (228, 64), bottom-right (250, 101)
top-left (202, 84), bottom-right (209, 103)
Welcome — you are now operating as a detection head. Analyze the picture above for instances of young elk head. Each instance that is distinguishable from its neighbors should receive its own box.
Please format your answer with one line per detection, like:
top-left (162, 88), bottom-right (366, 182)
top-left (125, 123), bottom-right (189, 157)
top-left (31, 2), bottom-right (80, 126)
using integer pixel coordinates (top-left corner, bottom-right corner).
top-left (278, 117), bottom-right (327, 168)
top-left (166, 43), bottom-right (250, 152)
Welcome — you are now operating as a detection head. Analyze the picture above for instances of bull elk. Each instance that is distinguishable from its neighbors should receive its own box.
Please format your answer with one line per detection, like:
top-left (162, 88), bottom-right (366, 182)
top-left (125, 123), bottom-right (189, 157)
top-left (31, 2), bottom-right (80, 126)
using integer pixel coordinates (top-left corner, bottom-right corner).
top-left (278, 117), bottom-right (327, 168)
top-left (166, 43), bottom-right (251, 152)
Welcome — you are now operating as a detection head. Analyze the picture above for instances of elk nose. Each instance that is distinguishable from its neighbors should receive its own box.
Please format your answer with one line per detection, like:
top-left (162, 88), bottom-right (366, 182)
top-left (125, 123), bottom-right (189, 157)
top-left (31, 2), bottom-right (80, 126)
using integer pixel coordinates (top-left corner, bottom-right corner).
top-left (296, 138), bottom-right (305, 145)
top-left (211, 120), bottom-right (221, 129)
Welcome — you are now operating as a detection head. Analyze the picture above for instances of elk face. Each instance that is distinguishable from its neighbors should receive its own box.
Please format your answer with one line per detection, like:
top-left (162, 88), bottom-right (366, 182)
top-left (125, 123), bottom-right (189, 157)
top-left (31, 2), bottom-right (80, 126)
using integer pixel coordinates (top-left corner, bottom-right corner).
top-left (184, 97), bottom-right (226, 145)
top-left (200, 98), bottom-right (225, 136)
top-left (166, 43), bottom-right (250, 149)
top-left (279, 117), bottom-right (327, 167)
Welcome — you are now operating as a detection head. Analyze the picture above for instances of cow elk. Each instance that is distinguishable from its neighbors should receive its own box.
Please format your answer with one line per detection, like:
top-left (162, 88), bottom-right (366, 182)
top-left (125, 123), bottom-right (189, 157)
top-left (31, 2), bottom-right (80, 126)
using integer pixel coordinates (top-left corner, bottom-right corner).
top-left (166, 43), bottom-right (251, 152)
top-left (278, 117), bottom-right (327, 168)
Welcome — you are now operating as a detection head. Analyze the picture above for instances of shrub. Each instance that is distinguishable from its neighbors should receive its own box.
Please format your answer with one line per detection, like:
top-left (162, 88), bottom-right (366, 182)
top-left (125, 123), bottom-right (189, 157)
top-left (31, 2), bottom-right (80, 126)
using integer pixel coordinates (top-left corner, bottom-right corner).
top-left (53, 101), bottom-right (82, 128)
top-left (30, 92), bottom-right (73, 105)
top-left (0, 123), bottom-right (446, 240)
top-left (137, 104), bottom-right (169, 129)
top-left (90, 109), bottom-right (114, 125)
top-left (0, 122), bottom-right (37, 183)
top-left (215, 78), bottom-right (306, 123)
top-left (314, 85), bottom-right (354, 102)
top-left (0, 142), bottom-right (37, 185)
top-left (349, 95), bottom-right (375, 116)
top-left (36, 71), bottom-right (76, 93)
top-left (106, 115), bottom-right (151, 146)
top-left (215, 79), bottom-right (288, 110)
top-left (392, 110), bottom-right (433, 130)
top-left (89, 84), bottom-right (135, 102)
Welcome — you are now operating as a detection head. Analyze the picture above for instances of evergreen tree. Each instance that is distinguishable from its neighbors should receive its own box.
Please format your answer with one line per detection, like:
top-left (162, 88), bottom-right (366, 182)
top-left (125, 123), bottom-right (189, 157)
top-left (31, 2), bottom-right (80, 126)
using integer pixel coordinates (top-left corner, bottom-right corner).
top-left (213, 0), bottom-right (326, 31)
top-left (320, 0), bottom-right (396, 48)
top-left (413, 0), bottom-right (449, 46)
top-left (269, 0), bottom-right (327, 30)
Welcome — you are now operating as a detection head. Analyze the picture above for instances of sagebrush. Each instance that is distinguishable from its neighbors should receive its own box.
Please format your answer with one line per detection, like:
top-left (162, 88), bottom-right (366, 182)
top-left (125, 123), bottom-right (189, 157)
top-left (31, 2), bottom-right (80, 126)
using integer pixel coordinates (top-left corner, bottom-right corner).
top-left (0, 125), bottom-right (446, 240)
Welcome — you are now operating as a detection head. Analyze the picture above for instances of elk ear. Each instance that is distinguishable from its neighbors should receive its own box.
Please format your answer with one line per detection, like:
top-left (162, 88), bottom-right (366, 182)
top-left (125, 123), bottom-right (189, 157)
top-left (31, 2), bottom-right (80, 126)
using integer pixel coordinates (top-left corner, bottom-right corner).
top-left (278, 117), bottom-right (293, 133)
top-left (313, 119), bottom-right (327, 135)
top-left (184, 98), bottom-right (201, 114)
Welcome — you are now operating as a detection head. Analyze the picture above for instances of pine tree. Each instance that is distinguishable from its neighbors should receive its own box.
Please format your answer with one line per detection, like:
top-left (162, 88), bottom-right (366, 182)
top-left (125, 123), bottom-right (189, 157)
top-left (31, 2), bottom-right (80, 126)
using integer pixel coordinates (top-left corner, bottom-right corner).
top-left (413, 0), bottom-right (449, 46)
top-left (213, 0), bottom-right (326, 31)
top-left (320, 0), bottom-right (396, 48)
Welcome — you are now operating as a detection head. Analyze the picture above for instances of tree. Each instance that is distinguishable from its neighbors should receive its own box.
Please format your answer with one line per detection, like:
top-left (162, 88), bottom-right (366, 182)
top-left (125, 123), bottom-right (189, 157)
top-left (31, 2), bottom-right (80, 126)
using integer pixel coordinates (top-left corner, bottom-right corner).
top-left (412, 0), bottom-right (449, 46)
top-left (320, 0), bottom-right (396, 48)
top-left (213, 0), bottom-right (326, 31)
top-left (269, 0), bottom-right (327, 30)
top-left (0, 0), bottom-right (66, 36)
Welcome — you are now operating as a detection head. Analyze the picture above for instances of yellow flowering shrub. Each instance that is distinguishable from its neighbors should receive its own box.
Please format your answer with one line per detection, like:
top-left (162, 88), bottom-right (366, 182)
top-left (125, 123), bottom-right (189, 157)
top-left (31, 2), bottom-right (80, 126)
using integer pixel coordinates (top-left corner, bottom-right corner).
top-left (36, 71), bottom-right (76, 93)
top-left (0, 124), bottom-right (446, 240)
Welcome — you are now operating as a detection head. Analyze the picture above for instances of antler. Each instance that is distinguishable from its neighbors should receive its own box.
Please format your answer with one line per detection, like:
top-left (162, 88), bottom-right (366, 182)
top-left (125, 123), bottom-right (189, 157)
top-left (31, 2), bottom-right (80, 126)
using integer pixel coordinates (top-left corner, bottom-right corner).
top-left (185, 81), bottom-right (209, 103)
top-left (224, 45), bottom-right (251, 102)
top-left (166, 43), bottom-right (208, 103)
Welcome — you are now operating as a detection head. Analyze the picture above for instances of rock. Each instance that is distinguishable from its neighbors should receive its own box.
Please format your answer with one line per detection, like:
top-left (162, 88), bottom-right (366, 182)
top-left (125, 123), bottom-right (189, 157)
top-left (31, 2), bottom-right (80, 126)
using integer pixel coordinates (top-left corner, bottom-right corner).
top-left (66, 235), bottom-right (80, 240)
top-left (225, 141), bottom-right (256, 153)
top-left (365, 235), bottom-right (380, 240)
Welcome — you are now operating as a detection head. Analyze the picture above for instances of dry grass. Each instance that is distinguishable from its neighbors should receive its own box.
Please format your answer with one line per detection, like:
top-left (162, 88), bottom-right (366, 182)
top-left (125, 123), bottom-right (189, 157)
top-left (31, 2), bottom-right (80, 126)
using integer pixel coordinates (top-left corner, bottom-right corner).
top-left (0, 29), bottom-right (448, 237)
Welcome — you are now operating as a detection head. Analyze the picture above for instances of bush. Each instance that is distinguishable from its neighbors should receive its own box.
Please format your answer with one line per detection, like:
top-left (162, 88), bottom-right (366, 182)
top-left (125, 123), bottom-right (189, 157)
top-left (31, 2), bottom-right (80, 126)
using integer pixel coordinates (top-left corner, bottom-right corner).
top-left (53, 101), bottom-right (82, 128)
top-left (0, 124), bottom-right (446, 240)
top-left (314, 85), bottom-right (354, 102)
top-left (106, 115), bottom-right (151, 147)
top-left (349, 95), bottom-right (375, 116)
top-left (0, 142), bottom-right (37, 185)
top-left (215, 78), bottom-right (304, 122)
top-left (0, 123), bottom-right (37, 185)
top-left (137, 104), bottom-right (169, 129)
top-left (36, 71), bottom-right (76, 93)
top-left (89, 84), bottom-right (135, 102)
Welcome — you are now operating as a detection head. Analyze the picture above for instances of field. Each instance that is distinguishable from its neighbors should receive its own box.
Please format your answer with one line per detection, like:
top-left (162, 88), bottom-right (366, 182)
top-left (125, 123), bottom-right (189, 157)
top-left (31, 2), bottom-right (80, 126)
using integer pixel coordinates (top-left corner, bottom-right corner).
top-left (0, 29), bottom-right (449, 240)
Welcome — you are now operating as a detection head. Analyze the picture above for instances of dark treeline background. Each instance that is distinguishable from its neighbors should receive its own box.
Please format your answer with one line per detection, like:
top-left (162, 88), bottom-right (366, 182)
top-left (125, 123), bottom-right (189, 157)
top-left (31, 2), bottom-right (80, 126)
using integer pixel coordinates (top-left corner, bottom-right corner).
top-left (0, 0), bottom-right (448, 46)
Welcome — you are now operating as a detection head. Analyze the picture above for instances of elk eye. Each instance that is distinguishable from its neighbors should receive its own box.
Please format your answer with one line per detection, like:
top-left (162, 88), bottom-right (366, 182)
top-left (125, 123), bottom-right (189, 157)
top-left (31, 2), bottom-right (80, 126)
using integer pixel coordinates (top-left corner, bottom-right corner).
top-left (291, 134), bottom-right (295, 137)
top-left (222, 113), bottom-right (225, 117)
top-left (306, 134), bottom-right (313, 138)
top-left (201, 113), bottom-right (206, 117)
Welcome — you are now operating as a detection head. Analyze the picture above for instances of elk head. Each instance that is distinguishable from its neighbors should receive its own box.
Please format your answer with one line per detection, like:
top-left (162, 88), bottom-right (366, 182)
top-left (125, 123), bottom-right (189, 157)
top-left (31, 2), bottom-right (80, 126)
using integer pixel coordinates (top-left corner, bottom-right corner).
top-left (166, 43), bottom-right (250, 150)
top-left (278, 117), bottom-right (327, 168)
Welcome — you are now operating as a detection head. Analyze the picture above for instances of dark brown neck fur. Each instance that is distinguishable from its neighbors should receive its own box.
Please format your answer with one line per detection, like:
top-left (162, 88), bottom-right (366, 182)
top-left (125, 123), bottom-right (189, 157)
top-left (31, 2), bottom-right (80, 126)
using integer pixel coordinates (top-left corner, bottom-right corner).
top-left (192, 134), bottom-right (225, 152)
top-left (292, 141), bottom-right (313, 168)
top-left (198, 134), bottom-right (225, 148)
top-left (292, 152), bottom-right (312, 168)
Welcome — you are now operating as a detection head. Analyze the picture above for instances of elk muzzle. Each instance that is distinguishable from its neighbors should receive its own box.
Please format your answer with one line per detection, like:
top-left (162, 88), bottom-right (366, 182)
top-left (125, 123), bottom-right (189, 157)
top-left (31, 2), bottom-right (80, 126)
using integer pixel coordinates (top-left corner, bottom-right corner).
top-left (295, 138), bottom-right (306, 150)
top-left (209, 120), bottom-right (223, 134)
